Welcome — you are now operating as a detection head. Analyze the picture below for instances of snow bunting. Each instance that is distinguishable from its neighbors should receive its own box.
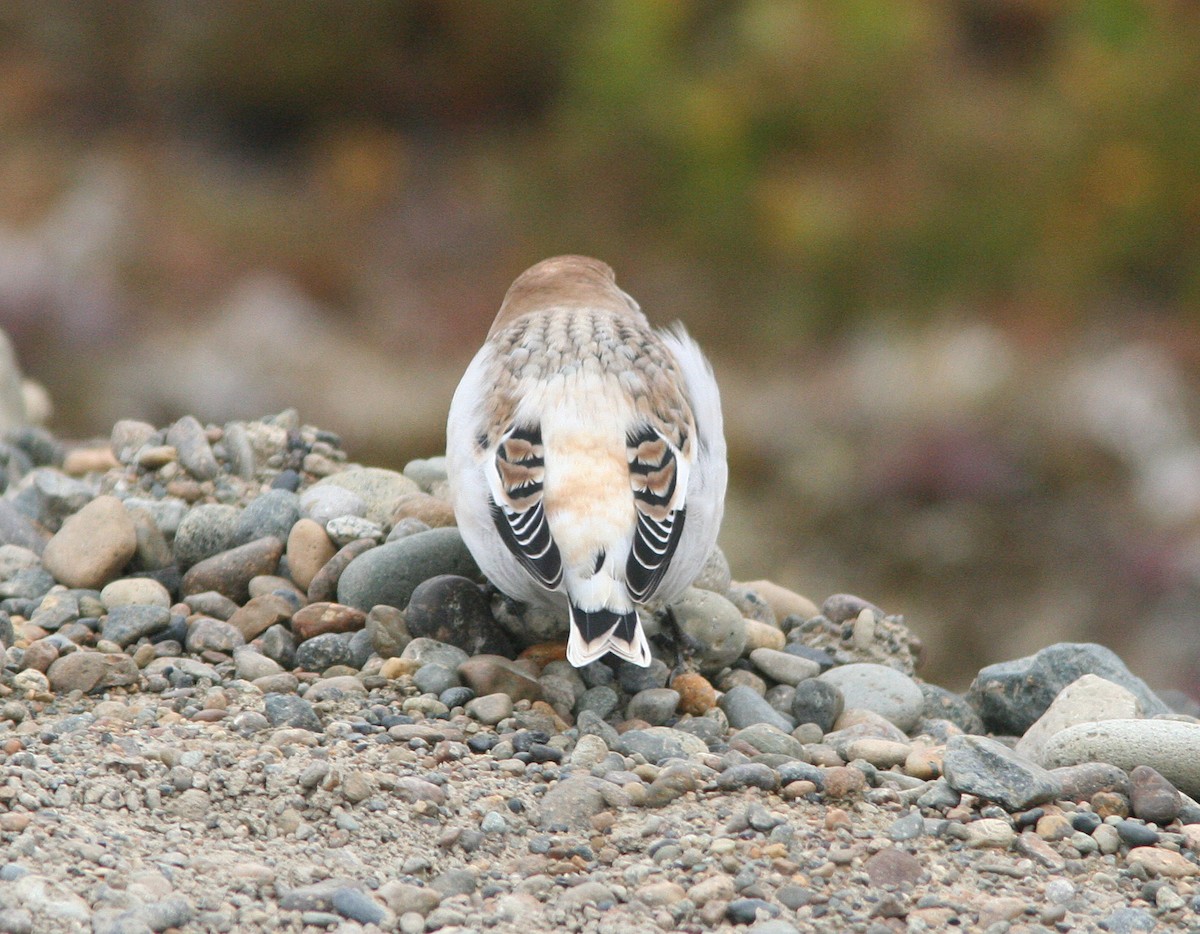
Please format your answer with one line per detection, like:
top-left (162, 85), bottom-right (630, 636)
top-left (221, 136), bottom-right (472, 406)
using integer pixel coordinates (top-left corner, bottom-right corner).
top-left (446, 255), bottom-right (727, 667)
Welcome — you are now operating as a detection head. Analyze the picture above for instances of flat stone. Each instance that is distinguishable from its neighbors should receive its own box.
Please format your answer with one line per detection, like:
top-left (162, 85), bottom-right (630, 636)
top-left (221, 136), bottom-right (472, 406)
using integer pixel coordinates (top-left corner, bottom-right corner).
top-left (720, 684), bottom-right (795, 732)
top-left (1042, 718), bottom-right (1200, 798)
top-left (967, 642), bottom-right (1171, 736)
top-left (41, 496), bottom-right (137, 589)
top-left (818, 663), bottom-right (924, 733)
top-left (732, 722), bottom-right (806, 759)
top-left (457, 655), bottom-right (543, 702)
top-left (617, 727), bottom-right (708, 764)
top-left (750, 647), bottom-right (820, 685)
top-left (185, 616), bottom-right (246, 654)
top-left (47, 652), bottom-right (140, 693)
top-left (337, 528), bottom-right (479, 612)
top-left (1125, 846), bottom-right (1200, 878)
top-left (227, 593), bottom-right (295, 640)
top-left (864, 847), bottom-right (923, 887)
top-left (943, 734), bottom-right (1062, 811)
top-left (101, 604), bottom-right (171, 647)
top-left (1015, 674), bottom-right (1142, 765)
top-left (100, 577), bottom-right (171, 610)
top-left (291, 602), bottom-right (366, 641)
top-left (180, 536), bottom-right (284, 604)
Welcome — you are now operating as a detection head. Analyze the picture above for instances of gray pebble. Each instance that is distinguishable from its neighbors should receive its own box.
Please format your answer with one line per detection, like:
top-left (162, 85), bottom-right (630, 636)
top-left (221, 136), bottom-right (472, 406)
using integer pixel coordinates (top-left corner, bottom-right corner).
top-left (294, 632), bottom-right (355, 672)
top-left (943, 734), bottom-right (1062, 810)
top-left (262, 693), bottom-right (322, 731)
top-left (413, 662), bottom-right (461, 696)
top-left (668, 587), bottom-right (747, 673)
top-left (716, 763), bottom-right (780, 792)
top-left (617, 727), bottom-right (708, 764)
top-left (750, 647), bottom-right (821, 685)
top-left (818, 663), bottom-right (924, 732)
top-left (1101, 907), bottom-right (1156, 933)
top-left (888, 809), bottom-right (926, 841)
top-left (790, 678), bottom-right (844, 733)
top-left (234, 488), bottom-right (300, 546)
top-left (185, 617), bottom-right (246, 655)
top-left (326, 514), bottom-right (385, 546)
top-left (101, 604), bottom-right (171, 647)
top-left (337, 528), bottom-right (480, 612)
top-left (331, 886), bottom-right (385, 925)
top-left (173, 504), bottom-right (241, 570)
top-left (617, 657), bottom-right (670, 693)
top-left (626, 688), bottom-right (680, 725)
top-left (166, 414), bottom-right (219, 480)
top-left (299, 485), bottom-right (366, 525)
top-left (732, 722), bottom-right (806, 759)
top-left (313, 467), bottom-right (420, 525)
top-left (719, 684), bottom-right (795, 732)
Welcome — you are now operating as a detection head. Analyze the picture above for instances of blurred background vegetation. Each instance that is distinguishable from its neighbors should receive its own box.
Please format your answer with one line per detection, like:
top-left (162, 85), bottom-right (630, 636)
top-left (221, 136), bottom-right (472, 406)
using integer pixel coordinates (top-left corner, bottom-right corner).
top-left (1, 1), bottom-right (1199, 697)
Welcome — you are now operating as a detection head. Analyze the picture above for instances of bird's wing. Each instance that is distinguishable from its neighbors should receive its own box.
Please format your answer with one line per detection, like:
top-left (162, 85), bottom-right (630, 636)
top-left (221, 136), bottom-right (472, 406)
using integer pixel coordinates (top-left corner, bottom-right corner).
top-left (625, 424), bottom-right (689, 602)
top-left (485, 423), bottom-right (563, 590)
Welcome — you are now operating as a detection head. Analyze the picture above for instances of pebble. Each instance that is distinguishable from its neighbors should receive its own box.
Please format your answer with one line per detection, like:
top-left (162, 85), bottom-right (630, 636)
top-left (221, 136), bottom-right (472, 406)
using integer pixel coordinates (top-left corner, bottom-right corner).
top-left (818, 663), bottom-right (925, 732)
top-left (100, 604), bottom-right (171, 647)
top-left (618, 727), bottom-right (708, 764)
top-left (1014, 673), bottom-right (1142, 764)
top-left (943, 734), bottom-right (1062, 811)
top-left (749, 647), bottom-right (820, 685)
top-left (719, 684), bottom-right (795, 732)
top-left (99, 577), bottom-right (171, 610)
top-left (180, 536), bottom-right (284, 603)
top-left (285, 518), bottom-right (336, 591)
top-left (790, 678), bottom-right (845, 733)
top-left (290, 601), bottom-right (366, 640)
top-left (227, 593), bottom-right (295, 640)
top-left (300, 484), bottom-right (367, 525)
top-left (668, 587), bottom-right (747, 672)
top-left (313, 467), bottom-right (420, 525)
top-left (1041, 718), bottom-right (1200, 798)
top-left (1129, 764), bottom-right (1183, 824)
top-left (626, 688), bottom-right (680, 725)
top-left (336, 528), bottom-right (479, 612)
top-left (967, 642), bottom-right (1171, 735)
top-left (41, 495), bottom-right (137, 589)
top-left (404, 574), bottom-right (512, 656)
top-left (166, 414), bottom-right (219, 480)
top-left (172, 503), bottom-right (242, 570)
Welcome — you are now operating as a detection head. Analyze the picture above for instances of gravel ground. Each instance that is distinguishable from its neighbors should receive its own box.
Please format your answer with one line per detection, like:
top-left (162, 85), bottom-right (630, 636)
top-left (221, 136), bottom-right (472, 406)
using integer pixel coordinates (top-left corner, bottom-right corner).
top-left (0, 412), bottom-right (1194, 933)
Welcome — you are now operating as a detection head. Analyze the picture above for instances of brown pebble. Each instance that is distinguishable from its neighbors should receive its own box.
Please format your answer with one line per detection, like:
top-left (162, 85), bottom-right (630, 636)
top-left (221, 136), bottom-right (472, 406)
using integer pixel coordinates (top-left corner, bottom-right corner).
top-left (291, 602), bottom-right (367, 641)
top-left (41, 495), bottom-right (137, 590)
top-left (192, 709), bottom-right (228, 722)
top-left (21, 639), bottom-right (59, 673)
top-left (1130, 764), bottom-right (1183, 825)
top-left (457, 655), bottom-right (543, 702)
top-left (0, 813), bottom-right (32, 832)
top-left (672, 671), bottom-right (718, 716)
top-left (738, 579), bottom-right (820, 623)
top-left (180, 537), bottom-right (284, 604)
top-left (517, 643), bottom-right (568, 668)
top-left (824, 807), bottom-right (853, 830)
top-left (822, 766), bottom-right (867, 799)
top-left (1091, 790), bottom-right (1130, 820)
top-left (306, 538), bottom-right (376, 603)
top-left (1035, 813), bottom-right (1073, 841)
top-left (227, 593), bottom-right (295, 641)
top-left (390, 492), bottom-right (457, 528)
top-left (864, 846), bottom-right (923, 887)
top-left (62, 445), bottom-right (120, 475)
top-left (285, 518), bottom-right (336, 592)
top-left (379, 657), bottom-right (420, 679)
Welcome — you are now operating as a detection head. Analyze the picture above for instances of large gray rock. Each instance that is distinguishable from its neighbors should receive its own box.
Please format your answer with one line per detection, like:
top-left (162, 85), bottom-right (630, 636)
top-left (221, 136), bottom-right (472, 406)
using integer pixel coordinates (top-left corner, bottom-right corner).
top-left (967, 643), bottom-right (1170, 736)
top-left (1041, 718), bottom-right (1200, 799)
top-left (818, 663), bottom-right (924, 733)
top-left (337, 528), bottom-right (480, 612)
top-left (943, 734), bottom-right (1062, 811)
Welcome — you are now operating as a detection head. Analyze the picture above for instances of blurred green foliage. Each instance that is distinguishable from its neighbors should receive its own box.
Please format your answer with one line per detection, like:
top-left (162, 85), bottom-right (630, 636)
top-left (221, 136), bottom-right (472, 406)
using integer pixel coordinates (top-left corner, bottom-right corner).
top-left (2, 0), bottom-right (1199, 336)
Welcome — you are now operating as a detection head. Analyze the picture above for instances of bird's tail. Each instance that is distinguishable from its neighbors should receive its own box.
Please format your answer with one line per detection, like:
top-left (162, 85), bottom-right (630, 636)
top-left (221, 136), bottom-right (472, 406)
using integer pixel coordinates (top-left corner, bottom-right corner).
top-left (566, 603), bottom-right (651, 667)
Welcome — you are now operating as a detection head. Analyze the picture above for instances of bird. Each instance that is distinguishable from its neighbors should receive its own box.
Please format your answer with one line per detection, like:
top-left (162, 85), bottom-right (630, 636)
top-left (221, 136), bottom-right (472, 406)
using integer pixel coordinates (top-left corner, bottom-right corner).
top-left (446, 255), bottom-right (727, 667)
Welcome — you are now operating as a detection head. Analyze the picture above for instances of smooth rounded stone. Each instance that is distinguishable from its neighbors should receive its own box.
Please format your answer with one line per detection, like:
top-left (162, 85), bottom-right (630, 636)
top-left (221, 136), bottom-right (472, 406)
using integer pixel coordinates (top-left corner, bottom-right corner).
top-left (47, 651), bottom-right (139, 693)
top-left (99, 577), bottom-right (171, 611)
top-left (726, 899), bottom-right (781, 925)
top-left (364, 604), bottom-right (410, 659)
top-left (716, 762), bottom-right (782, 793)
top-left (404, 575), bottom-right (513, 656)
top-left (330, 886), bottom-right (385, 925)
top-left (111, 419), bottom-right (157, 463)
top-left (41, 495), bottom-right (137, 590)
top-left (306, 674), bottom-right (368, 702)
top-left (538, 777), bottom-right (608, 830)
top-left (225, 593), bottom-right (293, 641)
top-left (457, 655), bottom-right (543, 702)
top-left (617, 727), bottom-right (708, 764)
top-left (336, 528), bottom-right (479, 612)
top-left (489, 594), bottom-right (568, 646)
top-left (818, 663), bottom-right (924, 732)
top-left (166, 414), bottom-right (219, 480)
top-left (291, 602), bottom-right (366, 641)
top-left (1125, 846), bottom-right (1200, 879)
top-left (402, 456), bottom-right (448, 491)
top-left (389, 492), bottom-right (456, 529)
top-left (0, 501), bottom-right (49, 554)
top-left (378, 882), bottom-right (441, 918)
top-left (967, 642), bottom-right (1171, 736)
top-left (29, 589), bottom-right (79, 630)
top-left (1015, 674), bottom-right (1143, 765)
top-left (299, 484), bottom-right (367, 526)
top-left (286, 518), bottom-right (336, 592)
top-left (673, 671), bottom-right (719, 716)
top-left (220, 420), bottom-right (255, 479)
top-left (887, 809), bottom-right (926, 842)
top-left (864, 846), bottom-right (924, 886)
top-left (965, 818), bottom-right (1017, 849)
top-left (294, 632), bottom-right (355, 672)
top-left (742, 618), bottom-right (787, 653)
top-left (846, 737), bottom-right (912, 769)
top-left (234, 646), bottom-right (283, 681)
top-left (1129, 765), bottom-right (1183, 824)
top-left (750, 647), bottom-right (820, 685)
top-left (126, 507), bottom-right (175, 571)
top-left (765, 683), bottom-right (795, 718)
top-left (185, 616), bottom-right (246, 654)
top-left (918, 683), bottom-right (985, 735)
top-left (740, 579), bottom-right (820, 623)
top-left (943, 734), bottom-right (1062, 811)
top-left (576, 685), bottom-right (621, 719)
top-left (180, 536), bottom-right (284, 604)
top-left (314, 467), bottom-right (420, 525)
top-left (263, 693), bottom-right (323, 731)
top-left (124, 496), bottom-right (189, 540)
top-left (1042, 718), bottom-right (1200, 798)
top-left (617, 658), bottom-right (671, 693)
top-left (101, 604), bottom-right (171, 647)
top-left (720, 684), bottom-right (795, 732)
top-left (465, 693), bottom-right (513, 726)
top-left (0, 544), bottom-right (40, 580)
top-left (308, 538), bottom-right (376, 603)
top-left (402, 637), bottom-right (471, 669)
top-left (732, 722), bottom-right (807, 759)
top-left (21, 639), bottom-right (59, 672)
top-left (413, 662), bottom-right (461, 696)
top-left (626, 688), bottom-right (680, 725)
top-left (234, 488), bottom-right (300, 546)
top-left (667, 587), bottom-right (747, 673)
top-left (172, 504), bottom-right (242, 570)
top-left (182, 590), bottom-right (240, 621)
top-left (790, 679), bottom-right (844, 733)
